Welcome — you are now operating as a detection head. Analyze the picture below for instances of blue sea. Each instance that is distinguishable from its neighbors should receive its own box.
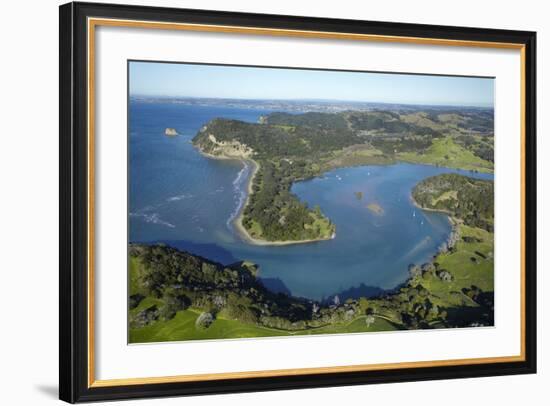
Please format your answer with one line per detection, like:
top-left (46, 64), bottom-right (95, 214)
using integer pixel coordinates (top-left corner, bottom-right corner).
top-left (129, 101), bottom-right (493, 300)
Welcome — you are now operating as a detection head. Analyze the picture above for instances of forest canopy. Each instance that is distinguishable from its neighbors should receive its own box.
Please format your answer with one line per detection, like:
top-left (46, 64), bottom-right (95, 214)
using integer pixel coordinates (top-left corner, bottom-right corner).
top-left (193, 108), bottom-right (494, 243)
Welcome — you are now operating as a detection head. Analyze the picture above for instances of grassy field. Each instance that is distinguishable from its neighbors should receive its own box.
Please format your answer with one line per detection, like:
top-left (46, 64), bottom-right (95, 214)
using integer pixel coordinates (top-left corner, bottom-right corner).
top-left (131, 308), bottom-right (401, 343)
top-left (272, 124), bottom-right (296, 132)
top-left (303, 316), bottom-right (398, 335)
top-left (129, 257), bottom-right (398, 343)
top-left (419, 224), bottom-right (494, 308)
top-left (129, 307), bottom-right (399, 343)
top-left (129, 258), bottom-right (282, 342)
top-left (398, 137), bottom-right (493, 173)
top-left (245, 219), bottom-right (263, 238)
top-left (431, 190), bottom-right (458, 206)
top-left (304, 211), bottom-right (334, 237)
top-left (130, 308), bottom-right (284, 343)
top-left (129, 256), bottom-right (147, 296)
top-left (399, 112), bottom-right (447, 131)
top-left (128, 220), bottom-right (493, 343)
top-left (321, 145), bottom-right (394, 171)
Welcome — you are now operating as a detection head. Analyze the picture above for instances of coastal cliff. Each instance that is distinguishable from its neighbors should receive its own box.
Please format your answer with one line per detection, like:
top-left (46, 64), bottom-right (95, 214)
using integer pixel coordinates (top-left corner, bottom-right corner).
top-left (200, 132), bottom-right (254, 159)
top-left (193, 119), bottom-right (335, 245)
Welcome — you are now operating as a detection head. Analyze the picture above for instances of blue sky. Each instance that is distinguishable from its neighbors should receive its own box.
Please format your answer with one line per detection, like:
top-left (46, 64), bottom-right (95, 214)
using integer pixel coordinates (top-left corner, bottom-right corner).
top-left (129, 61), bottom-right (494, 107)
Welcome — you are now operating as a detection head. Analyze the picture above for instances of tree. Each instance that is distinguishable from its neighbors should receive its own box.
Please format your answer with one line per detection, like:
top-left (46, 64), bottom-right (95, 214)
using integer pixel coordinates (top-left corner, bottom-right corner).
top-left (365, 315), bottom-right (375, 327)
top-left (195, 312), bottom-right (214, 329)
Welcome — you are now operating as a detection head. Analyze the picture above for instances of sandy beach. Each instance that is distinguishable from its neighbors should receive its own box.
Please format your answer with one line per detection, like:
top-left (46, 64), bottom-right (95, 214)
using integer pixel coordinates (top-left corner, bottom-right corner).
top-left (196, 143), bottom-right (334, 246)
top-left (232, 158), bottom-right (334, 246)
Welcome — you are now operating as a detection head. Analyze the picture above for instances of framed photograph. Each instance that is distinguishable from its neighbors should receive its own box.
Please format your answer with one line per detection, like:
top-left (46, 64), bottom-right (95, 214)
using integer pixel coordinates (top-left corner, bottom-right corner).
top-left (59, 2), bottom-right (537, 403)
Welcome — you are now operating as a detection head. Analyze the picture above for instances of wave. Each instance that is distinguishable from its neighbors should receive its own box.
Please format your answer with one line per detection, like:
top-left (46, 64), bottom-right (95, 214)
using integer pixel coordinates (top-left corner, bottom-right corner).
top-left (208, 186), bottom-right (225, 195)
top-left (400, 235), bottom-right (432, 261)
top-left (166, 193), bottom-right (194, 202)
top-left (132, 191), bottom-right (196, 229)
top-left (130, 212), bottom-right (175, 228)
top-left (226, 161), bottom-right (251, 229)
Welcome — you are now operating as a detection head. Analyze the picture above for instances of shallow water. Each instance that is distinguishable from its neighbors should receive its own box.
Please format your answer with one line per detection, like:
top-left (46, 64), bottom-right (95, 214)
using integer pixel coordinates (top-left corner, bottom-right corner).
top-left (129, 101), bottom-right (493, 300)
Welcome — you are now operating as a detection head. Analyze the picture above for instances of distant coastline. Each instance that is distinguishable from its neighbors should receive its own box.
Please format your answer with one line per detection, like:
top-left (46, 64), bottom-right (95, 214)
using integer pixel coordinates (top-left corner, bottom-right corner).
top-left (132, 95), bottom-right (495, 113)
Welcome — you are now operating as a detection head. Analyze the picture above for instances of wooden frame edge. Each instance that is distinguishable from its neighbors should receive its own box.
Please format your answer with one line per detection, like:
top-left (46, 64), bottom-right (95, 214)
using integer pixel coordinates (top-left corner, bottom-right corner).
top-left (89, 355), bottom-right (525, 388)
top-left (89, 17), bottom-right (525, 49)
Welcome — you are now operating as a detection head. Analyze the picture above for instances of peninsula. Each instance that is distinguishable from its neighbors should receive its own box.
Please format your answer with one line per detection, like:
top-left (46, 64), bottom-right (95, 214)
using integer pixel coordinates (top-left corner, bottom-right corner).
top-left (192, 109), bottom-right (494, 244)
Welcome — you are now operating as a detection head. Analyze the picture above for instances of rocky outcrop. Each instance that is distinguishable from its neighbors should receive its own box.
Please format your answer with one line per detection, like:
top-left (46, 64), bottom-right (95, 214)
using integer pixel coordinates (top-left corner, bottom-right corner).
top-left (165, 128), bottom-right (178, 136)
top-left (203, 134), bottom-right (253, 158)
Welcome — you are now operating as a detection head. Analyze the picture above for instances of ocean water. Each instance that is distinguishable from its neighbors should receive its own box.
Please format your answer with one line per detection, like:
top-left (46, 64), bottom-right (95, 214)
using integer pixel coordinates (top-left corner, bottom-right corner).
top-left (129, 101), bottom-right (493, 300)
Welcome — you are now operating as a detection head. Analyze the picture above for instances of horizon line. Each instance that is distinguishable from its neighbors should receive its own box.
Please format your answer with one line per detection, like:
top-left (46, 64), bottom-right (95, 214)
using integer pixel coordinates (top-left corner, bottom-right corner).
top-left (129, 94), bottom-right (494, 109)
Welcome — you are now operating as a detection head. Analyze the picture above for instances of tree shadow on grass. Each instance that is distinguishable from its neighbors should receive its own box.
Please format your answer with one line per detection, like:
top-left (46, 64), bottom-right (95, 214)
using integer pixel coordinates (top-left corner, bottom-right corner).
top-left (441, 291), bottom-right (494, 327)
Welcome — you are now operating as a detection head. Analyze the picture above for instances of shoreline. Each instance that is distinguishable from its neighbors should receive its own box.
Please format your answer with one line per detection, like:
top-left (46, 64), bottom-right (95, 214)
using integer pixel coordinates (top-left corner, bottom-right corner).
top-left (197, 149), bottom-right (335, 246)
top-left (409, 194), bottom-right (461, 253)
top-left (197, 146), bottom-right (490, 247)
top-left (397, 158), bottom-right (494, 175)
top-left (232, 159), bottom-right (335, 246)
top-left (409, 193), bottom-right (461, 220)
